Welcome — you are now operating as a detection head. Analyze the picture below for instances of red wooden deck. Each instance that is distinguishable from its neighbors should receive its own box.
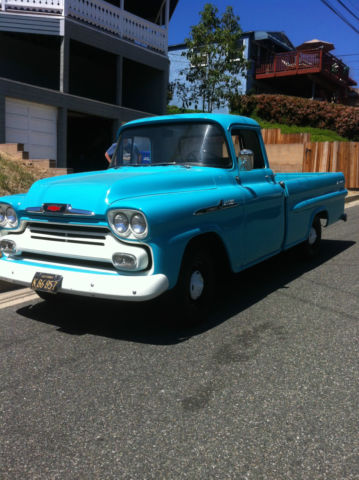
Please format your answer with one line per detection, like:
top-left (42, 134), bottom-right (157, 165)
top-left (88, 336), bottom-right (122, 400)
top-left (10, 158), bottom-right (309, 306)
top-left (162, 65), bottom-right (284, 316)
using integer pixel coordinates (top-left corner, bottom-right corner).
top-left (256, 49), bottom-right (354, 86)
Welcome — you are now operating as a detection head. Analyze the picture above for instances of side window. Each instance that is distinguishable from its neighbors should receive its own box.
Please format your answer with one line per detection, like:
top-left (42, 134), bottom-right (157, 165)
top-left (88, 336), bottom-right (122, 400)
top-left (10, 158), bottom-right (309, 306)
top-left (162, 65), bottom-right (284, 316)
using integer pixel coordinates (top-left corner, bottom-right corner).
top-left (231, 129), bottom-right (265, 169)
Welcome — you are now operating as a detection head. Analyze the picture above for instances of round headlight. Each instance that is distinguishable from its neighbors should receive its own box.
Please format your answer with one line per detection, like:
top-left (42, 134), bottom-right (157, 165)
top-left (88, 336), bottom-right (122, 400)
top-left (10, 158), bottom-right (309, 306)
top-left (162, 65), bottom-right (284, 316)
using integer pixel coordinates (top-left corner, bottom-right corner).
top-left (0, 206), bottom-right (6, 225)
top-left (6, 207), bottom-right (17, 226)
top-left (131, 213), bottom-right (147, 236)
top-left (113, 213), bottom-right (129, 234)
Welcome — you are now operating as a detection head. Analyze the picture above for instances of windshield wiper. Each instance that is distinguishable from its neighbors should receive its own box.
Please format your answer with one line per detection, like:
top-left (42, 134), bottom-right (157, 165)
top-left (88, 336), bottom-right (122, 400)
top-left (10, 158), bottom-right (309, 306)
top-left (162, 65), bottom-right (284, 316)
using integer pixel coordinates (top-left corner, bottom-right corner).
top-left (150, 162), bottom-right (177, 166)
top-left (113, 162), bottom-right (180, 168)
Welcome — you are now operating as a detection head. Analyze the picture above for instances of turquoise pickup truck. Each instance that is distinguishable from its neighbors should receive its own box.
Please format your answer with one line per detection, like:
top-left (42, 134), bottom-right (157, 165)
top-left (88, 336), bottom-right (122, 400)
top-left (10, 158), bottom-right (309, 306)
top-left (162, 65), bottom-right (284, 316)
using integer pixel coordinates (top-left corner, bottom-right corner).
top-left (0, 114), bottom-right (347, 320)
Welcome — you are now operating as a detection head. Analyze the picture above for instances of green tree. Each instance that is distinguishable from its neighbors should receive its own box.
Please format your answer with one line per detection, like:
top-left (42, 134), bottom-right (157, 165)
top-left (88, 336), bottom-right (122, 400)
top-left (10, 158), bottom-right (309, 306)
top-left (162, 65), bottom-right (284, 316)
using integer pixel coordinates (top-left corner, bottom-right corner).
top-left (176, 3), bottom-right (248, 112)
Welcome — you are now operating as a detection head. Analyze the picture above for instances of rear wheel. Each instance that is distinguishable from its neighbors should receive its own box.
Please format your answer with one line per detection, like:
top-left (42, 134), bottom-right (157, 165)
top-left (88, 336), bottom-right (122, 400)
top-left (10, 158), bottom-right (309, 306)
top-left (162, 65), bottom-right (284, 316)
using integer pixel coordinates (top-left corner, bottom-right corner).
top-left (174, 247), bottom-right (215, 325)
top-left (302, 216), bottom-right (322, 258)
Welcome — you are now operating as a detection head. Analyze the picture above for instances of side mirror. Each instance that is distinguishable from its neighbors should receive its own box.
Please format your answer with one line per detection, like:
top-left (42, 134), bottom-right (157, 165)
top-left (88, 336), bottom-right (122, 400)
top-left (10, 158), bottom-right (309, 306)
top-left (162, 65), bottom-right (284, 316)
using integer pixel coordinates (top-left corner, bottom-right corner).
top-left (238, 149), bottom-right (254, 171)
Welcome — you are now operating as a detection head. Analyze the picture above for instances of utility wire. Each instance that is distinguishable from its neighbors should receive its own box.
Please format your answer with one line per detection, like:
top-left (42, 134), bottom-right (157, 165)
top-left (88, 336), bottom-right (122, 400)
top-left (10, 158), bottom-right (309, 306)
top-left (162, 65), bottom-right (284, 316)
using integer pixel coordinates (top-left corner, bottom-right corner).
top-left (346, 0), bottom-right (359, 16)
top-left (335, 0), bottom-right (359, 22)
top-left (320, 0), bottom-right (359, 33)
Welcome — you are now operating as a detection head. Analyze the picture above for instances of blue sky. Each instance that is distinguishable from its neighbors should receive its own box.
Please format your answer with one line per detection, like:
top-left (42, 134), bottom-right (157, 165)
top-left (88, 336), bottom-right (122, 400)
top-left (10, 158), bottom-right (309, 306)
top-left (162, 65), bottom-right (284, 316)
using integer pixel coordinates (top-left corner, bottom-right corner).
top-left (169, 0), bottom-right (359, 86)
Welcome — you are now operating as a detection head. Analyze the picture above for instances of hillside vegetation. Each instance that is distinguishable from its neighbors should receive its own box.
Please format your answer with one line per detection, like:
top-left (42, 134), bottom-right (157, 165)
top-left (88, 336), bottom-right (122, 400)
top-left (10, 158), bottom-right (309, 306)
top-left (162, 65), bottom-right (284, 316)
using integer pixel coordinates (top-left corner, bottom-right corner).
top-left (230, 94), bottom-right (358, 141)
top-left (0, 153), bottom-right (43, 196)
top-left (252, 116), bottom-right (349, 142)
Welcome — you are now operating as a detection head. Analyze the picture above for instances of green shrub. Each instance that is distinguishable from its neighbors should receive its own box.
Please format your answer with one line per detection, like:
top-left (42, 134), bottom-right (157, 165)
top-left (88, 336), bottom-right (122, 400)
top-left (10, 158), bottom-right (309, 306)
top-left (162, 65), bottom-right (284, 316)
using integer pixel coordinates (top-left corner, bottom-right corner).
top-left (230, 94), bottom-right (359, 141)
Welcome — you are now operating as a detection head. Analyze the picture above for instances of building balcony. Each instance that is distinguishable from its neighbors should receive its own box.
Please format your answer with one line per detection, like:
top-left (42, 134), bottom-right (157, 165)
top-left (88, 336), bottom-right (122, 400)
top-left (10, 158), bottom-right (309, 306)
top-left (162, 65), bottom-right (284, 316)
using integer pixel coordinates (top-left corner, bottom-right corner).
top-left (0, 0), bottom-right (169, 54)
top-left (256, 49), bottom-right (356, 87)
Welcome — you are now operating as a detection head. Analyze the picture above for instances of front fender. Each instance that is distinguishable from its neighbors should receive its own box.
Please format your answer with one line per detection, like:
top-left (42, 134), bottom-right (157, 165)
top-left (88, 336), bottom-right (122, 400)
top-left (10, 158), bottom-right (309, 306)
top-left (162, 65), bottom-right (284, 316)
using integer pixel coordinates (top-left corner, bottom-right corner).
top-left (113, 190), bottom-right (244, 288)
top-left (150, 224), bottom-right (229, 289)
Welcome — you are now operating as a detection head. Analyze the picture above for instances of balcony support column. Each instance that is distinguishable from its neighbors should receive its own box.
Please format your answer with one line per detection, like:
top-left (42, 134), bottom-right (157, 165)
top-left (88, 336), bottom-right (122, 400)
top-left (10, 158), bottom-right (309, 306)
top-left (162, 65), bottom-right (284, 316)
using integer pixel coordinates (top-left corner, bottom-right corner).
top-left (116, 55), bottom-right (123, 107)
top-left (111, 54), bottom-right (123, 139)
top-left (311, 81), bottom-right (316, 100)
top-left (60, 35), bottom-right (70, 93)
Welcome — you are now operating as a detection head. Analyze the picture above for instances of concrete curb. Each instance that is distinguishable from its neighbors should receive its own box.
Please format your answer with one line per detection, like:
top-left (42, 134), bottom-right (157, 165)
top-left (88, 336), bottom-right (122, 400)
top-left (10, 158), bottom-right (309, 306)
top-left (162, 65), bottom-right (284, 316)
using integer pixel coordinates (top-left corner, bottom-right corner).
top-left (346, 191), bottom-right (359, 204)
top-left (0, 287), bottom-right (38, 309)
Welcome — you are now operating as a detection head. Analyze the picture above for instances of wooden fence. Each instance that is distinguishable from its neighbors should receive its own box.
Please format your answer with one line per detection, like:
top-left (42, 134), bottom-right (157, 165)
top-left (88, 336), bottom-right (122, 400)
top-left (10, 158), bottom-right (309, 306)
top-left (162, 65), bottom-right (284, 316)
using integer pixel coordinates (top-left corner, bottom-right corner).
top-left (261, 129), bottom-right (311, 145)
top-left (303, 142), bottom-right (359, 189)
top-left (262, 129), bottom-right (359, 188)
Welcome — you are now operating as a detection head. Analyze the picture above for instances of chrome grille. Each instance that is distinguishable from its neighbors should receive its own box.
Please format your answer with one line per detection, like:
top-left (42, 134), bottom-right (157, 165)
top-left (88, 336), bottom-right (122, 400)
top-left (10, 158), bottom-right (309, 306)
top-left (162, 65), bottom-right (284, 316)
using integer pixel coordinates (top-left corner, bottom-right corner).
top-left (22, 252), bottom-right (117, 272)
top-left (27, 222), bottom-right (109, 246)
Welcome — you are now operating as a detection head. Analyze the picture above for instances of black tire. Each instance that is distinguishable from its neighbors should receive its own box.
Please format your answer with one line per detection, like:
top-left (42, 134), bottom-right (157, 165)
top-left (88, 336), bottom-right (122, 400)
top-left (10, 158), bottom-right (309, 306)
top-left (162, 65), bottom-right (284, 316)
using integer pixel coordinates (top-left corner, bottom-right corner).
top-left (173, 247), bottom-right (215, 325)
top-left (302, 216), bottom-right (322, 258)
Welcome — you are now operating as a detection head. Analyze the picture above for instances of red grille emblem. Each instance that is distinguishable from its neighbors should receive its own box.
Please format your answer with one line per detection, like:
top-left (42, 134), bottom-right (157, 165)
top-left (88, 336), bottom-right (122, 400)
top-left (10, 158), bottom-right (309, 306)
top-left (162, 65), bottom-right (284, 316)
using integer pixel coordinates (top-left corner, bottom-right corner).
top-left (43, 203), bottom-right (68, 214)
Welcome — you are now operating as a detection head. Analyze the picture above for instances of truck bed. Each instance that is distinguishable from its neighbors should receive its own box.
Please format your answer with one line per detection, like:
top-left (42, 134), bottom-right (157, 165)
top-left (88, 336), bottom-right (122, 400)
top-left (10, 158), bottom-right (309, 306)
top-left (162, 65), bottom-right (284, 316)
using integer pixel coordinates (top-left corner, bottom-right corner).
top-left (275, 171), bottom-right (347, 249)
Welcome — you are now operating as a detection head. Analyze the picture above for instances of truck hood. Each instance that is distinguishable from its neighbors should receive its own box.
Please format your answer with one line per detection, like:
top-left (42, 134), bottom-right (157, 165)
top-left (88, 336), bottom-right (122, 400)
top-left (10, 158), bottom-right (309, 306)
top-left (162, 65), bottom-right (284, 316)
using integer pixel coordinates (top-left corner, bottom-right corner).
top-left (22, 166), bottom-right (218, 215)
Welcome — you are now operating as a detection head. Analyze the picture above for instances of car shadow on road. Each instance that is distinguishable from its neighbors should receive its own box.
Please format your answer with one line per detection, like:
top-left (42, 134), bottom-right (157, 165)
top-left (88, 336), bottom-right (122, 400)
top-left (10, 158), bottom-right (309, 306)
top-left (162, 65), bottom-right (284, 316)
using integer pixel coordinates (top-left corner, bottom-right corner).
top-left (17, 239), bottom-right (355, 345)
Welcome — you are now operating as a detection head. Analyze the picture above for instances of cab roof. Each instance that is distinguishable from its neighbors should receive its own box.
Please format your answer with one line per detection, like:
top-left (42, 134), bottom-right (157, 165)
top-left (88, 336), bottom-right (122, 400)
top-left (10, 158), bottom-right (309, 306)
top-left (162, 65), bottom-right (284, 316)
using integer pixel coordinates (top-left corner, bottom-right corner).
top-left (122, 113), bottom-right (260, 131)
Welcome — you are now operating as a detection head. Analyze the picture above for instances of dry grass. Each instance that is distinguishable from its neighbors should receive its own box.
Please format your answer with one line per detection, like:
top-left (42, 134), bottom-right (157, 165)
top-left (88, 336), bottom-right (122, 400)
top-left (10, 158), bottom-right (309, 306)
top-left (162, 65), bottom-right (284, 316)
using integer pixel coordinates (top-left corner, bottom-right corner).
top-left (0, 152), bottom-right (45, 197)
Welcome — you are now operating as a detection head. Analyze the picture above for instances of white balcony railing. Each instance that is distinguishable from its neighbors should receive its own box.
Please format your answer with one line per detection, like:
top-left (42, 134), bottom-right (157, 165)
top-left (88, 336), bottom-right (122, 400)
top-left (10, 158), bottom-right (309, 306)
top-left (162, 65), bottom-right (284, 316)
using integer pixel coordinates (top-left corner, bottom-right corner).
top-left (1, 0), bottom-right (168, 54)
top-left (1, 0), bottom-right (63, 14)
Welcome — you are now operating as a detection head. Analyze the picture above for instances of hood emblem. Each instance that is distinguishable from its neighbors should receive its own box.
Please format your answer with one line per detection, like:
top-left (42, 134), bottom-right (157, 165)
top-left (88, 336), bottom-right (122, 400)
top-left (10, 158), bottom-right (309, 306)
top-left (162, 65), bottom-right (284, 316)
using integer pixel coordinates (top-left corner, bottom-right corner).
top-left (26, 204), bottom-right (95, 216)
top-left (44, 203), bottom-right (67, 213)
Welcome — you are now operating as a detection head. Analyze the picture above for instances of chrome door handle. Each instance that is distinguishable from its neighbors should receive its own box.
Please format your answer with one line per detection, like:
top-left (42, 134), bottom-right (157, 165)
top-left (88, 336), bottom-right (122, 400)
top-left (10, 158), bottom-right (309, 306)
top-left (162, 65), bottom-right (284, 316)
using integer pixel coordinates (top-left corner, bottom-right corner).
top-left (265, 174), bottom-right (275, 182)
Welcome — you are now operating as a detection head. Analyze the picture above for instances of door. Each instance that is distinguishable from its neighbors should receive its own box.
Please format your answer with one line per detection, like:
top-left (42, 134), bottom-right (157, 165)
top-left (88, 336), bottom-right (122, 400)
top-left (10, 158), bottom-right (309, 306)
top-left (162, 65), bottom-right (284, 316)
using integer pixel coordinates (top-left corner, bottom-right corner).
top-left (232, 127), bottom-right (285, 266)
top-left (5, 97), bottom-right (57, 161)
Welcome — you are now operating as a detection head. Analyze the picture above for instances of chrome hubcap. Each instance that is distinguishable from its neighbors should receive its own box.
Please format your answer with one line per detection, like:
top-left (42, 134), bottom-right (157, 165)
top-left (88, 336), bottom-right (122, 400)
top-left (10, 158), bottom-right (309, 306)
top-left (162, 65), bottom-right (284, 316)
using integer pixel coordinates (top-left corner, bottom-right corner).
top-left (308, 226), bottom-right (317, 245)
top-left (189, 270), bottom-right (204, 300)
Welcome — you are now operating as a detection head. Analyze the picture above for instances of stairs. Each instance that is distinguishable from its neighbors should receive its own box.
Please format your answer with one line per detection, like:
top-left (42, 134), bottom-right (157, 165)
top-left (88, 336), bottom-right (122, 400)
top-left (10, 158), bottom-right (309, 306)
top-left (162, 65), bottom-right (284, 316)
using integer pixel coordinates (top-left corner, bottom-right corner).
top-left (0, 143), bottom-right (73, 177)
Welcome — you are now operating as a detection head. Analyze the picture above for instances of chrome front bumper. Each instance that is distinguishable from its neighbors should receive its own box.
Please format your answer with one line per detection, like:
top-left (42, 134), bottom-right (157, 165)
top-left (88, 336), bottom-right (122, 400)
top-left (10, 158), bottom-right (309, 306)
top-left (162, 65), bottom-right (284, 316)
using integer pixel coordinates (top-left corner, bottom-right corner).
top-left (0, 257), bottom-right (169, 301)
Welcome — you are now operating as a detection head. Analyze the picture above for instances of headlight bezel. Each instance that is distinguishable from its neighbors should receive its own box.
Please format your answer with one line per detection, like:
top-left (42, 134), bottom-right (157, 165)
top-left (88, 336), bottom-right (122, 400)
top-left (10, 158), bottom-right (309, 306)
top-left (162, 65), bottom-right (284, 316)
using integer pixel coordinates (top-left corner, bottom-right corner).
top-left (0, 203), bottom-right (19, 229)
top-left (107, 209), bottom-right (148, 240)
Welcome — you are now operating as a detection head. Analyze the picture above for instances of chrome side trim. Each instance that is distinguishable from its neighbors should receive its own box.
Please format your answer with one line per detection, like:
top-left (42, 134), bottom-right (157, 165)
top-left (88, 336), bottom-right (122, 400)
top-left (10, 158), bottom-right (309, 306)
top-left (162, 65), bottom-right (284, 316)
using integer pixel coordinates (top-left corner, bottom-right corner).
top-left (67, 206), bottom-right (96, 216)
top-left (194, 199), bottom-right (240, 216)
top-left (26, 207), bottom-right (43, 213)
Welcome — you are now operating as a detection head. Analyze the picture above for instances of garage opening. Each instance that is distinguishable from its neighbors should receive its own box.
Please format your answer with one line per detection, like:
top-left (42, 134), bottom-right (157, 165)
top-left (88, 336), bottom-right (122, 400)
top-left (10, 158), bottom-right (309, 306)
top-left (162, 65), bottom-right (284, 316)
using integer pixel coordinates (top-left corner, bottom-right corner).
top-left (67, 112), bottom-right (114, 173)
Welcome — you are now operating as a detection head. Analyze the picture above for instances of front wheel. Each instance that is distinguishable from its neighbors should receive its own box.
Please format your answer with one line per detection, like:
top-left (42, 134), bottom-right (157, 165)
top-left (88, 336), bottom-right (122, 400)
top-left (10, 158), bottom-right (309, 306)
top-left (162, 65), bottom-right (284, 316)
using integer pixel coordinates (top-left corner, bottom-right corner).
top-left (302, 216), bottom-right (322, 258)
top-left (173, 247), bottom-right (215, 325)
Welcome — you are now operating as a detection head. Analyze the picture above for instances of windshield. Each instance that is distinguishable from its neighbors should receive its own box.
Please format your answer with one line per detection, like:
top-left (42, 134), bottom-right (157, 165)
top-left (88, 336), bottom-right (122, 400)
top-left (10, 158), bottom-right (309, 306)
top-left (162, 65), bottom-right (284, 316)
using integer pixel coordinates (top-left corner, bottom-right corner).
top-left (110, 122), bottom-right (231, 168)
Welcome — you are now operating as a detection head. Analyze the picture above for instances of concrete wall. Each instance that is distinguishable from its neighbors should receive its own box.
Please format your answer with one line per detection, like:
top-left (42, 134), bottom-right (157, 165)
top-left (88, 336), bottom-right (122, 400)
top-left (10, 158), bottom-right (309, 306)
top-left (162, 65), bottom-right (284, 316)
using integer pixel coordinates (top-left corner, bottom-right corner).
top-left (266, 144), bottom-right (304, 173)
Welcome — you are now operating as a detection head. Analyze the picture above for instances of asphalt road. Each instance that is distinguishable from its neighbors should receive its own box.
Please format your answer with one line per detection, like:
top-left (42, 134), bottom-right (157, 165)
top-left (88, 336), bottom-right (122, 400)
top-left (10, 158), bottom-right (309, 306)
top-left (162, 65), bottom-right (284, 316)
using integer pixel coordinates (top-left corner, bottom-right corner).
top-left (0, 204), bottom-right (358, 480)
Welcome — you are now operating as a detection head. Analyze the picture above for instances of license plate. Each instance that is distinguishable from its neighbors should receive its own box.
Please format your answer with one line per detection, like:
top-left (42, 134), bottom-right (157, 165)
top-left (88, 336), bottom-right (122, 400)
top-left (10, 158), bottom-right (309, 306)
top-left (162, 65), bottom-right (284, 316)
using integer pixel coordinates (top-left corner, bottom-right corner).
top-left (31, 272), bottom-right (63, 293)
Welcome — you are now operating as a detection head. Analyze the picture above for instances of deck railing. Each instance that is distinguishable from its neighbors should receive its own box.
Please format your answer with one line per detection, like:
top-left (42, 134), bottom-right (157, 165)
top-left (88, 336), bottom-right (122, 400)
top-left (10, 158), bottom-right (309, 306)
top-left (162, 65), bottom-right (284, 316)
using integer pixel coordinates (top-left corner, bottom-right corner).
top-left (256, 49), bottom-right (350, 84)
top-left (0, 0), bottom-right (168, 54)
